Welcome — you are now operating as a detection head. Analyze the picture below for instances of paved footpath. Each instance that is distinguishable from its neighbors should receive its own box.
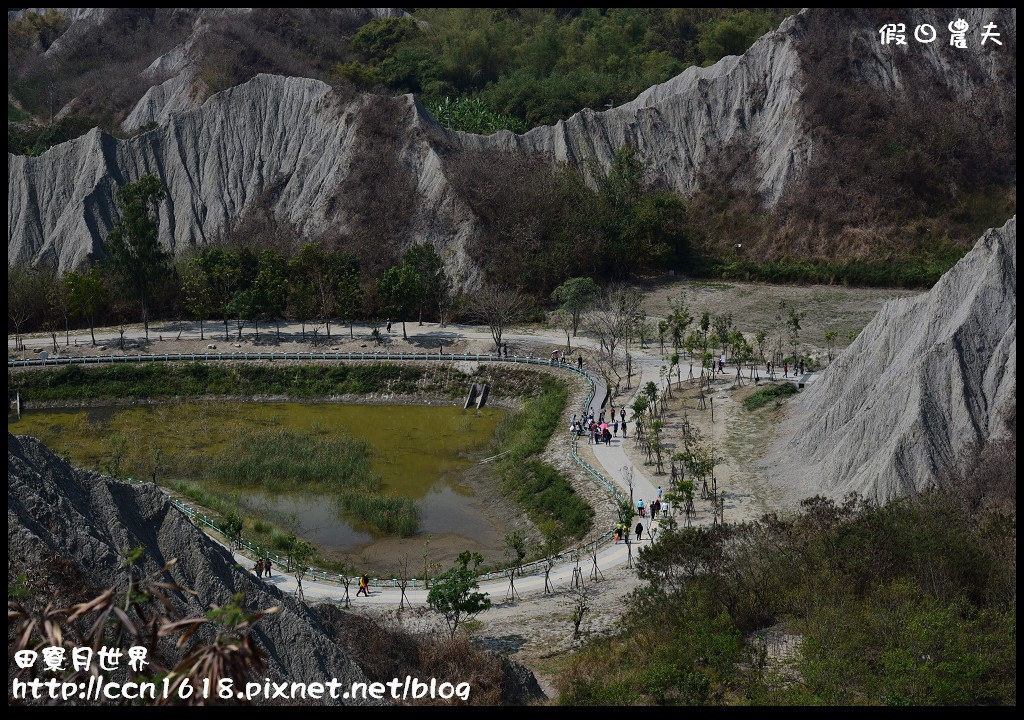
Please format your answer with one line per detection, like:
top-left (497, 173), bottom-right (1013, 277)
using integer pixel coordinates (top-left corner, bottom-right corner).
top-left (10, 320), bottom-right (748, 606)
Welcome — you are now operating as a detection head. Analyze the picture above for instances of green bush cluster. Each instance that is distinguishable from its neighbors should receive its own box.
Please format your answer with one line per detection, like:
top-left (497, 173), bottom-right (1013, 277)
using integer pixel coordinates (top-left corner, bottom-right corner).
top-left (492, 377), bottom-right (593, 544)
top-left (341, 9), bottom-right (788, 129)
top-left (742, 382), bottom-right (797, 411)
top-left (13, 362), bottom-right (479, 402)
top-left (425, 96), bottom-right (527, 135)
top-left (559, 492), bottom-right (1016, 705)
top-left (696, 252), bottom-right (964, 290)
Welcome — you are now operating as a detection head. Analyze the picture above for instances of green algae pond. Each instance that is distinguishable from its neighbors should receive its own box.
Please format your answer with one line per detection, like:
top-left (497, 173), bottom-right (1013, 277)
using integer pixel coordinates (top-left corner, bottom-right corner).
top-left (8, 401), bottom-right (509, 561)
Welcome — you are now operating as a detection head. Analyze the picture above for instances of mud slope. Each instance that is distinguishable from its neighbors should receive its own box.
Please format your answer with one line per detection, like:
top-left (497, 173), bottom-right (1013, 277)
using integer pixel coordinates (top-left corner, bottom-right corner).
top-left (763, 216), bottom-right (1016, 502)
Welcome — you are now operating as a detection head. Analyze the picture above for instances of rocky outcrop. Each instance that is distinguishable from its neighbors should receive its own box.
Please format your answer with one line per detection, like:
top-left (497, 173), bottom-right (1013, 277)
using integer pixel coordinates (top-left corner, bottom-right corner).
top-left (8, 432), bottom-right (377, 704)
top-left (762, 216), bottom-right (1016, 503)
top-left (8, 8), bottom-right (1015, 276)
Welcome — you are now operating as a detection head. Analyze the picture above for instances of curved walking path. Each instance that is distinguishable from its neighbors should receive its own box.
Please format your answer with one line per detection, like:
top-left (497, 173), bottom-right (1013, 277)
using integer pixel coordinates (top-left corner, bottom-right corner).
top-left (10, 320), bottom-right (776, 606)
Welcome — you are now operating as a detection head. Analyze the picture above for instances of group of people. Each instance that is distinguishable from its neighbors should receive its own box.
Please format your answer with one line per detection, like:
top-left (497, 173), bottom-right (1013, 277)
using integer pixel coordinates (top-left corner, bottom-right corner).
top-left (550, 349), bottom-right (584, 370)
top-left (251, 559), bottom-right (375, 600)
top-left (614, 521), bottom-right (646, 543)
top-left (570, 406), bottom-right (628, 445)
top-left (636, 496), bottom-right (665, 519)
top-left (781, 360), bottom-right (806, 377)
top-left (252, 557), bottom-right (273, 578)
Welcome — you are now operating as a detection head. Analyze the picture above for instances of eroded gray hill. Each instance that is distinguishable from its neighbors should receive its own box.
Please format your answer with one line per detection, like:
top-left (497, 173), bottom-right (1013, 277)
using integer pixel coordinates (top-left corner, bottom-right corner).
top-left (7, 8), bottom-right (1016, 276)
top-left (763, 216), bottom-right (1016, 503)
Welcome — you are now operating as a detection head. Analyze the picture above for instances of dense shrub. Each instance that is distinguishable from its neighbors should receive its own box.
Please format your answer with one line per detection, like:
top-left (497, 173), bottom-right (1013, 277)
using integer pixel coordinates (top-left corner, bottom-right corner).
top-left (560, 489), bottom-right (1017, 705)
top-left (742, 382), bottom-right (797, 411)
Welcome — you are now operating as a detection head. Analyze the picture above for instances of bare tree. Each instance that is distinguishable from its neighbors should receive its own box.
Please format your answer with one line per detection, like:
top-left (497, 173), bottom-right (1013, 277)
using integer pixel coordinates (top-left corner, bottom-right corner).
top-left (396, 555), bottom-right (412, 611)
top-left (621, 464), bottom-right (635, 506)
top-left (8, 266), bottom-right (46, 351)
top-left (569, 584), bottom-right (589, 639)
top-left (469, 285), bottom-right (529, 350)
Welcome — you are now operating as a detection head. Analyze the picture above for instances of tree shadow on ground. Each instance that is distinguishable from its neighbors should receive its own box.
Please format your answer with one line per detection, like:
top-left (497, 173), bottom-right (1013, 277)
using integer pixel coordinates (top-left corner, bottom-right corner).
top-left (403, 331), bottom-right (463, 350)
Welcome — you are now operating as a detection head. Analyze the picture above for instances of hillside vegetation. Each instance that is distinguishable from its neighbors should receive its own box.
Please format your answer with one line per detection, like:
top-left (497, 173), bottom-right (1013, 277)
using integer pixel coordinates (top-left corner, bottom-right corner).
top-left (8, 8), bottom-right (790, 152)
top-left (561, 488), bottom-right (1016, 705)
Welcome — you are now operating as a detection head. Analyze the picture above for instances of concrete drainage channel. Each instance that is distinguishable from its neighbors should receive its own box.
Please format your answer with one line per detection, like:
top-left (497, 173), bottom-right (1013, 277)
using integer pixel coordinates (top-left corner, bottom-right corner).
top-left (9, 351), bottom-right (629, 592)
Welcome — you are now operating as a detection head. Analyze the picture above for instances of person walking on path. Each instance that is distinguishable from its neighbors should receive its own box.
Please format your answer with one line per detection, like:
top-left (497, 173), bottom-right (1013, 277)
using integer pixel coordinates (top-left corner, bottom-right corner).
top-left (635, 522), bottom-right (644, 541)
top-left (622, 419), bottom-right (627, 438)
top-left (783, 362), bottom-right (788, 378)
top-left (603, 427), bottom-right (612, 446)
top-left (637, 498), bottom-right (645, 518)
top-left (356, 574), bottom-right (370, 597)
top-left (386, 319), bottom-right (392, 334)
top-left (657, 486), bottom-right (662, 500)
top-left (264, 556), bottom-right (273, 578)
top-left (577, 354), bottom-right (583, 370)
top-left (254, 558), bottom-right (264, 577)
top-left (613, 419), bottom-right (619, 436)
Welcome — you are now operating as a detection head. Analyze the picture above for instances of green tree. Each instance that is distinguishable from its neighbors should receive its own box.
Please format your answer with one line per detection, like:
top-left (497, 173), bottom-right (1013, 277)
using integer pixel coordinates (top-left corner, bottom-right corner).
top-left (551, 276), bottom-right (600, 337)
top-left (336, 266), bottom-right (363, 339)
top-left (426, 551), bottom-right (491, 640)
top-left (194, 248), bottom-right (242, 341)
top-left (223, 248), bottom-right (258, 340)
top-left (290, 244), bottom-right (355, 340)
top-left (182, 260), bottom-right (213, 341)
top-left (250, 250), bottom-right (288, 341)
top-left (666, 297), bottom-right (693, 351)
top-left (376, 263), bottom-right (421, 340)
top-left (713, 313), bottom-right (733, 356)
top-left (286, 258), bottom-right (316, 342)
top-left (784, 303), bottom-right (805, 366)
top-left (754, 329), bottom-right (769, 365)
top-left (45, 269), bottom-right (71, 347)
top-left (699, 311), bottom-right (711, 350)
top-left (103, 174), bottom-right (168, 339)
top-left (504, 530), bottom-right (527, 576)
top-left (65, 266), bottom-right (109, 346)
top-left (403, 243), bottom-right (448, 325)
top-left (824, 330), bottom-right (838, 363)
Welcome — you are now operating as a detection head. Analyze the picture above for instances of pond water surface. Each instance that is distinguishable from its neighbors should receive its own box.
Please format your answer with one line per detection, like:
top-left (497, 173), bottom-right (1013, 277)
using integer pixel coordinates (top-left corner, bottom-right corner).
top-left (9, 401), bottom-right (507, 555)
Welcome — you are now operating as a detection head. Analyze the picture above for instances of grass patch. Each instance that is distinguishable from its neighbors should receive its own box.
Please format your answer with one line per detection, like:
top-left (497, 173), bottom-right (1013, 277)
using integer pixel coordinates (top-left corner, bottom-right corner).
top-left (743, 383), bottom-right (797, 411)
top-left (691, 250), bottom-right (967, 289)
top-left (158, 424), bottom-right (417, 536)
top-left (11, 362), bottom-right (547, 403)
top-left (492, 377), bottom-right (593, 546)
top-left (198, 426), bottom-right (378, 493)
top-left (168, 479), bottom-right (347, 573)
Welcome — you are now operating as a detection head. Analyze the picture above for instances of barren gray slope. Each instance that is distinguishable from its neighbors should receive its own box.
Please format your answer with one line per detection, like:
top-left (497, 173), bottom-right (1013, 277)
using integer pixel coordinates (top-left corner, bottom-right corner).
top-left (7, 432), bottom-right (377, 704)
top-left (9, 75), bottom-right (478, 277)
top-left (763, 216), bottom-right (1016, 503)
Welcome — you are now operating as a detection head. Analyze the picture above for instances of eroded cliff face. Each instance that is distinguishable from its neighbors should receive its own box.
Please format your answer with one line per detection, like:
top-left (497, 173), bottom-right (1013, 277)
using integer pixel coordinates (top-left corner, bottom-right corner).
top-left (7, 8), bottom-right (1016, 277)
top-left (7, 433), bottom-right (376, 703)
top-left (763, 216), bottom-right (1016, 503)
